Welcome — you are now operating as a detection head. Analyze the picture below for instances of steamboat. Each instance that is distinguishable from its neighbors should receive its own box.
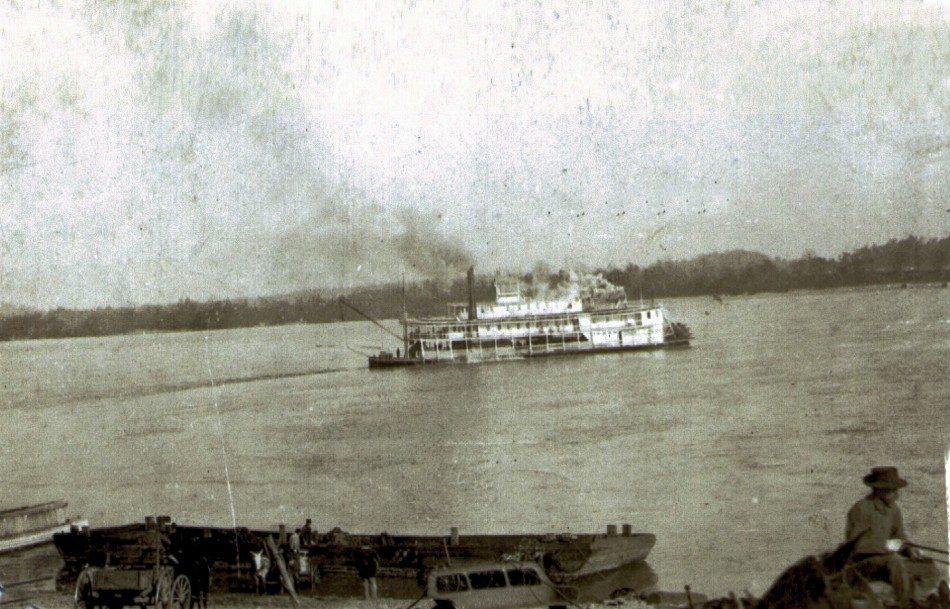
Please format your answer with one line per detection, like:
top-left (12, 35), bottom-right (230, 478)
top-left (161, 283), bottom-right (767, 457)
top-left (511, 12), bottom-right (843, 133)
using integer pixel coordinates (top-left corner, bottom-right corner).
top-left (369, 268), bottom-right (691, 368)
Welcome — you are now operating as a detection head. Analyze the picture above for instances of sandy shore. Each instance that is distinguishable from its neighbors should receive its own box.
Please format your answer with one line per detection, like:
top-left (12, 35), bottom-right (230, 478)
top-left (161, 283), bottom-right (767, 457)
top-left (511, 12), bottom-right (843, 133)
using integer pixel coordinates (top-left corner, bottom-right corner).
top-left (4, 591), bottom-right (655, 609)
top-left (0, 547), bottom-right (659, 609)
top-left (2, 591), bottom-right (408, 609)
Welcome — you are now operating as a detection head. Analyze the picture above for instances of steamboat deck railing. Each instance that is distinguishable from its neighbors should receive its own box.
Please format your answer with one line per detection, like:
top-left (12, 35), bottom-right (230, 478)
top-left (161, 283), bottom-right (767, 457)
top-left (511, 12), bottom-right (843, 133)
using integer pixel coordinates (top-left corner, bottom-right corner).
top-left (407, 307), bottom-right (664, 342)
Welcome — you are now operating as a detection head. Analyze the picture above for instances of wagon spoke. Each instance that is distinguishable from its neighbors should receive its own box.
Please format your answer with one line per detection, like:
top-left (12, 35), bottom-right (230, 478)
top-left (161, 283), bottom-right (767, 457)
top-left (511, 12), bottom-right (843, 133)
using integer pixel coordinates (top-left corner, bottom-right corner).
top-left (155, 569), bottom-right (173, 609)
top-left (170, 575), bottom-right (191, 609)
top-left (74, 568), bottom-right (96, 609)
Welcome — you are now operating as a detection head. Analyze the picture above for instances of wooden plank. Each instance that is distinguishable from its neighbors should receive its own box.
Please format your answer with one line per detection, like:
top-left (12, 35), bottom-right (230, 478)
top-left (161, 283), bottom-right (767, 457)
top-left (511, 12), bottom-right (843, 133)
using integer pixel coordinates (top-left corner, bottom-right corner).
top-left (265, 536), bottom-right (300, 609)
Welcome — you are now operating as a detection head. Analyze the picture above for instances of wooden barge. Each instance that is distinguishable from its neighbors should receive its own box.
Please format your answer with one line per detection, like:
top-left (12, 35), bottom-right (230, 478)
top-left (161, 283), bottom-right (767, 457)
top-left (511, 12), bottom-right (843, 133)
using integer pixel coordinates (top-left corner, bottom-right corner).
top-left (53, 518), bottom-right (656, 600)
top-left (0, 500), bottom-right (86, 554)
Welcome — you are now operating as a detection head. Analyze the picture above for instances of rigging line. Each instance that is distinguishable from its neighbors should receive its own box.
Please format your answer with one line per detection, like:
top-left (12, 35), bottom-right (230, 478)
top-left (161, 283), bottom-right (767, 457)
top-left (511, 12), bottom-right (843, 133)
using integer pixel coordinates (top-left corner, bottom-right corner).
top-left (340, 296), bottom-right (349, 352)
top-left (509, 560), bottom-right (584, 609)
top-left (203, 334), bottom-right (238, 531)
top-left (339, 298), bottom-right (403, 342)
top-left (346, 345), bottom-right (371, 358)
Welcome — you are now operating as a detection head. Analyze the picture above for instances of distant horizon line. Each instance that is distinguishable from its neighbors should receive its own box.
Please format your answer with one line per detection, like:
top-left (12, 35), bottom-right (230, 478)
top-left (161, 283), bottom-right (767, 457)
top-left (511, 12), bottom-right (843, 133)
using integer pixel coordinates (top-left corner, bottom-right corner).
top-left (2, 234), bottom-right (943, 313)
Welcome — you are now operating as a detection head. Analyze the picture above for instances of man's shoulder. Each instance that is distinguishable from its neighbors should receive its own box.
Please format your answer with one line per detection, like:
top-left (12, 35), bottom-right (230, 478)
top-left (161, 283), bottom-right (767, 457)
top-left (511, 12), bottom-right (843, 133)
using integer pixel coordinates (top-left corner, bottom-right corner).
top-left (848, 495), bottom-right (876, 516)
top-left (848, 495), bottom-right (901, 516)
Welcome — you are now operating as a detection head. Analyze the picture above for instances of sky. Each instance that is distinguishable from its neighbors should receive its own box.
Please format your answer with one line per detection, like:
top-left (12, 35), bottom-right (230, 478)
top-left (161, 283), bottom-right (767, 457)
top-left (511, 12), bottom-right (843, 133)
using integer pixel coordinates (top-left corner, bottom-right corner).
top-left (1, 0), bottom-right (949, 309)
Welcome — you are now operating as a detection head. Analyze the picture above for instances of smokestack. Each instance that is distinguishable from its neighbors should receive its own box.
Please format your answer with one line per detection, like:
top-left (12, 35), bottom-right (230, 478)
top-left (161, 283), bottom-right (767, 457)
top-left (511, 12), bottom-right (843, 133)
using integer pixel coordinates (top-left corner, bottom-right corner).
top-left (467, 266), bottom-right (477, 320)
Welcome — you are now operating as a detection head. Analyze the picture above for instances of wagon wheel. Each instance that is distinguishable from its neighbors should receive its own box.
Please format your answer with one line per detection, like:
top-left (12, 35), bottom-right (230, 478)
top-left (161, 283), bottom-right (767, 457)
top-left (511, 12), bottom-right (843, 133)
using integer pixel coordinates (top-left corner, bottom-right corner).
top-left (153, 569), bottom-right (173, 609)
top-left (74, 568), bottom-right (96, 609)
top-left (169, 575), bottom-right (191, 609)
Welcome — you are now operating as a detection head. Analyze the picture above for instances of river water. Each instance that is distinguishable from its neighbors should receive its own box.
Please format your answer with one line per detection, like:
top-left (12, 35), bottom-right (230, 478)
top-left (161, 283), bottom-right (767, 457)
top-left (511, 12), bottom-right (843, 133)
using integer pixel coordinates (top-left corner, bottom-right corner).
top-left (1, 285), bottom-right (947, 598)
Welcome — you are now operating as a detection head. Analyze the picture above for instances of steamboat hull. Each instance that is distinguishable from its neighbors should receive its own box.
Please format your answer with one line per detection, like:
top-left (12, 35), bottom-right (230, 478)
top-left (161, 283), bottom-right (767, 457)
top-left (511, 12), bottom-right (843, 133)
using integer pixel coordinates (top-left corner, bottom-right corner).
top-left (53, 522), bottom-right (655, 599)
top-left (368, 355), bottom-right (436, 368)
top-left (370, 336), bottom-right (691, 368)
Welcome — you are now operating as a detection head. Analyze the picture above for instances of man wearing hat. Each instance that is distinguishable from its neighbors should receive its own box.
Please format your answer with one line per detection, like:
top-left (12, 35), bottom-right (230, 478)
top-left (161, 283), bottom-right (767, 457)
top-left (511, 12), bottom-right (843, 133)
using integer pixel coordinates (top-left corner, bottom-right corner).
top-left (845, 466), bottom-right (914, 604)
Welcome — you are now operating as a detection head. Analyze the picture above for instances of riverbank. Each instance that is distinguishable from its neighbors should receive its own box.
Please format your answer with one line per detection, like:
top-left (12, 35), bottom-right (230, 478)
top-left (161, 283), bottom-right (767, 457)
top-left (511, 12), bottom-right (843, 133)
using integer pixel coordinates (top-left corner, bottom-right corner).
top-left (0, 545), bottom-right (665, 609)
top-left (3, 590), bottom-right (407, 609)
top-left (6, 590), bottom-right (657, 609)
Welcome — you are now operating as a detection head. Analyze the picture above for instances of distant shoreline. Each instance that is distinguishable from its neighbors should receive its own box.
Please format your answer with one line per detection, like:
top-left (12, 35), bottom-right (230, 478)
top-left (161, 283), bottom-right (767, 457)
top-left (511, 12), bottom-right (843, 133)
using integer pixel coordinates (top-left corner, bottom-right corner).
top-left (1, 235), bottom-right (948, 343)
top-left (0, 279), bottom-right (946, 346)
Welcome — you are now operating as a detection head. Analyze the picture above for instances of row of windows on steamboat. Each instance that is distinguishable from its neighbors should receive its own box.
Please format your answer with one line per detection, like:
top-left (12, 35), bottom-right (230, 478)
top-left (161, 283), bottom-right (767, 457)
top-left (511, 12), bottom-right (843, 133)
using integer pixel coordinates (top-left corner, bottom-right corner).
top-left (413, 310), bottom-right (658, 337)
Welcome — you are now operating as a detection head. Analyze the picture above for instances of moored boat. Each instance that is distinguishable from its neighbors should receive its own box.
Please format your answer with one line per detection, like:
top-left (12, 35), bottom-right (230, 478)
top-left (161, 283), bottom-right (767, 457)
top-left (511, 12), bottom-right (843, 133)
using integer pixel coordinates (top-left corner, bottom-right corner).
top-left (425, 559), bottom-right (663, 608)
top-left (0, 500), bottom-right (87, 554)
top-left (53, 518), bottom-right (656, 600)
top-left (369, 268), bottom-right (691, 368)
top-left (425, 561), bottom-right (575, 609)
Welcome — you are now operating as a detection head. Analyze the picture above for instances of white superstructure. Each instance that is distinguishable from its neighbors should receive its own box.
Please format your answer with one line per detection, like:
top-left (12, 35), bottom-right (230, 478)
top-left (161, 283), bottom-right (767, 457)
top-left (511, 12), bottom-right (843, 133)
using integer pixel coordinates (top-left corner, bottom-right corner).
top-left (398, 283), bottom-right (689, 364)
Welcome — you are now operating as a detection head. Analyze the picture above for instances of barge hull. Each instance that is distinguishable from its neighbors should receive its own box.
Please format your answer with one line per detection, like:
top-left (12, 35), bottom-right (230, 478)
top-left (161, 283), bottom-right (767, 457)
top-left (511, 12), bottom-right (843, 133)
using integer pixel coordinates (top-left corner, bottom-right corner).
top-left (54, 523), bottom-right (656, 600)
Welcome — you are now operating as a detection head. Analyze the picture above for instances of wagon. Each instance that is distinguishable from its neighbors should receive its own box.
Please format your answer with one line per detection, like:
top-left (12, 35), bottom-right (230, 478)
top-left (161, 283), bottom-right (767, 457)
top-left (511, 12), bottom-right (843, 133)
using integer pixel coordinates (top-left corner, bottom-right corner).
top-left (286, 549), bottom-right (317, 592)
top-left (74, 538), bottom-right (191, 609)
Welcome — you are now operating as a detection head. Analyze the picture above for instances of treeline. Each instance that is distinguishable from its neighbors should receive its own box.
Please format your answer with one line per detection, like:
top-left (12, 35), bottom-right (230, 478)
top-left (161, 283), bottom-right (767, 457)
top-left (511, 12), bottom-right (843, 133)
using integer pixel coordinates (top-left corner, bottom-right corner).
top-left (1, 235), bottom-right (947, 342)
top-left (0, 278), bottom-right (495, 342)
top-left (603, 235), bottom-right (950, 298)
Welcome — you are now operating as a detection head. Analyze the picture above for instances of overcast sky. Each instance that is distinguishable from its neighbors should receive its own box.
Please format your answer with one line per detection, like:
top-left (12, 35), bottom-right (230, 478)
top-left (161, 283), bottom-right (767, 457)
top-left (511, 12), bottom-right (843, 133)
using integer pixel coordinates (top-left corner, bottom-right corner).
top-left (2, 0), bottom-right (948, 308)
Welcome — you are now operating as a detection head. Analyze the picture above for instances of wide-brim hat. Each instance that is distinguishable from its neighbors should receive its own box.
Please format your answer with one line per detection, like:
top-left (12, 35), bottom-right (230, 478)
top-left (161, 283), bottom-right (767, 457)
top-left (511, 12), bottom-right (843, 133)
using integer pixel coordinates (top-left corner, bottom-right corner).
top-left (863, 466), bottom-right (907, 489)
